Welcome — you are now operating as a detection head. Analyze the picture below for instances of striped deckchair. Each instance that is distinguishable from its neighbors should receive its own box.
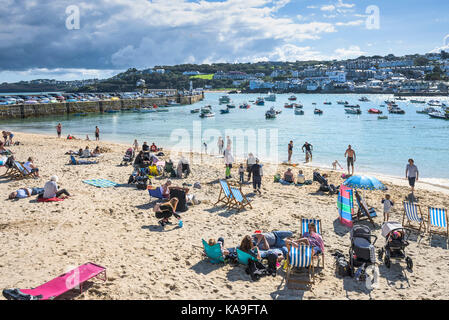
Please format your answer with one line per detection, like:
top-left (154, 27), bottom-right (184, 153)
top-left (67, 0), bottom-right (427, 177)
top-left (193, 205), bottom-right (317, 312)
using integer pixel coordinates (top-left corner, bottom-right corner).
top-left (428, 207), bottom-right (448, 238)
top-left (229, 185), bottom-right (252, 212)
top-left (402, 202), bottom-right (425, 233)
top-left (338, 185), bottom-right (354, 227)
top-left (300, 217), bottom-right (324, 268)
top-left (202, 239), bottom-right (225, 264)
top-left (285, 244), bottom-right (315, 287)
top-left (354, 190), bottom-right (376, 226)
top-left (10, 161), bottom-right (34, 180)
top-left (214, 180), bottom-right (234, 208)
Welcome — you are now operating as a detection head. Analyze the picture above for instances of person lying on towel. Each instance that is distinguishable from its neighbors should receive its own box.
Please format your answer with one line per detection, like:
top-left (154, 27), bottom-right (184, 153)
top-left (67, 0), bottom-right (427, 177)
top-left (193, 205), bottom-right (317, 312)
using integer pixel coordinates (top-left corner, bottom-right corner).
top-left (153, 198), bottom-right (180, 227)
top-left (8, 187), bottom-right (44, 200)
top-left (38, 175), bottom-right (71, 200)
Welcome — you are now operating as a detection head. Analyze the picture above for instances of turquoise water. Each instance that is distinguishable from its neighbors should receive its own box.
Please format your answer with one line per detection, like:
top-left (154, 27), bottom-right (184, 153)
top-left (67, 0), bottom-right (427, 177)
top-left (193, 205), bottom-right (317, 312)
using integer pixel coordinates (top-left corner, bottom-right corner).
top-left (1, 93), bottom-right (449, 183)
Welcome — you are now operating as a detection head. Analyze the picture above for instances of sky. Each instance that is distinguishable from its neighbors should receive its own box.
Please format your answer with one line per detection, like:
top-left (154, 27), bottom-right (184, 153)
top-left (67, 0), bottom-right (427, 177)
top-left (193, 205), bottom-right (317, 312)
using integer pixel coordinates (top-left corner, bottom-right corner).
top-left (1, 0), bottom-right (448, 82)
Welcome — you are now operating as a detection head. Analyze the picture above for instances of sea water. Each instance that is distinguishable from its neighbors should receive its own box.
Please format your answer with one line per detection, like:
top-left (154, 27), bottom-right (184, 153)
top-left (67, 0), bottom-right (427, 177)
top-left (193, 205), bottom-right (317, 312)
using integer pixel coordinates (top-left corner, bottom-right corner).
top-left (1, 93), bottom-right (448, 185)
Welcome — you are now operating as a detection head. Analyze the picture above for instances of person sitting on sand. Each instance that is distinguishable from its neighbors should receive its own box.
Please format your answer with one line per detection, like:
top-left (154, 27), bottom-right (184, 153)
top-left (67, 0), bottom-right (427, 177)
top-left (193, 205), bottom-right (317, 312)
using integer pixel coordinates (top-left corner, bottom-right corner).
top-left (161, 180), bottom-right (172, 199)
top-left (142, 142), bottom-right (150, 152)
top-left (81, 146), bottom-right (91, 158)
top-left (208, 238), bottom-right (230, 257)
top-left (8, 187), bottom-right (44, 200)
top-left (153, 198), bottom-right (180, 227)
top-left (285, 223), bottom-right (324, 256)
top-left (91, 146), bottom-right (101, 157)
top-left (86, 135), bottom-right (90, 141)
top-left (332, 160), bottom-right (343, 170)
top-left (283, 168), bottom-right (294, 183)
top-left (239, 235), bottom-right (261, 260)
top-left (150, 142), bottom-right (158, 152)
top-left (39, 175), bottom-right (71, 200)
top-left (23, 157), bottom-right (40, 178)
top-left (297, 170), bottom-right (305, 184)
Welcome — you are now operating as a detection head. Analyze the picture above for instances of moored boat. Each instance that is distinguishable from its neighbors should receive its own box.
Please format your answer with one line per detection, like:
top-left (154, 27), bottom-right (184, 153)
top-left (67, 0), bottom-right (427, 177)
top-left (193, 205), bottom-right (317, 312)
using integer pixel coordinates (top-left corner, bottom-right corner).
top-left (314, 108), bottom-right (323, 114)
top-left (255, 97), bottom-right (265, 105)
top-left (190, 108), bottom-right (200, 114)
top-left (265, 108), bottom-right (277, 119)
top-left (239, 103), bottom-right (250, 109)
top-left (264, 93), bottom-right (276, 101)
top-left (288, 95), bottom-right (297, 101)
top-left (294, 107), bottom-right (304, 115)
top-left (219, 95), bottom-right (231, 104)
top-left (368, 108), bottom-right (382, 114)
top-left (345, 108), bottom-right (362, 114)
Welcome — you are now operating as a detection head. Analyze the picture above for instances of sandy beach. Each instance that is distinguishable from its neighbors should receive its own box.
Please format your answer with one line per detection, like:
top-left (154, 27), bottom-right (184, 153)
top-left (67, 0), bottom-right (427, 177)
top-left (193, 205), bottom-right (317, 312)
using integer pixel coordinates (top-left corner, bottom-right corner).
top-left (1, 132), bottom-right (449, 300)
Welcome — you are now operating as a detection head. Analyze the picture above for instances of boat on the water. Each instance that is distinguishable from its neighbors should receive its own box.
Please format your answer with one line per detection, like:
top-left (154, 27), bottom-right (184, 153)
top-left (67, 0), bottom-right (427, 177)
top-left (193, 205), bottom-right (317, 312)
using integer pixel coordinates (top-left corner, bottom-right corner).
top-left (378, 116), bottom-right (388, 120)
top-left (416, 107), bottom-right (437, 114)
top-left (73, 113), bottom-right (88, 116)
top-left (337, 100), bottom-right (348, 105)
top-left (410, 99), bottom-right (426, 104)
top-left (359, 96), bottom-right (369, 102)
top-left (255, 97), bottom-right (265, 105)
top-left (288, 95), bottom-right (297, 101)
top-left (428, 100), bottom-right (443, 107)
top-left (323, 101), bottom-right (332, 105)
top-left (265, 108), bottom-right (277, 119)
top-left (294, 107), bottom-right (304, 115)
top-left (200, 107), bottom-right (214, 118)
top-left (395, 97), bottom-right (407, 101)
top-left (388, 106), bottom-right (405, 114)
top-left (428, 111), bottom-right (448, 119)
top-left (219, 95), bottom-right (231, 104)
top-left (105, 110), bottom-right (120, 113)
top-left (368, 108), bottom-right (382, 114)
top-left (139, 107), bottom-right (156, 113)
top-left (284, 103), bottom-right (294, 109)
top-left (199, 112), bottom-right (215, 118)
top-left (264, 93), bottom-right (276, 101)
top-left (345, 104), bottom-right (360, 109)
top-left (345, 107), bottom-right (362, 114)
top-left (226, 104), bottom-right (236, 109)
top-left (314, 108), bottom-right (323, 114)
top-left (220, 108), bottom-right (230, 114)
top-left (190, 108), bottom-right (200, 114)
top-left (239, 103), bottom-right (250, 109)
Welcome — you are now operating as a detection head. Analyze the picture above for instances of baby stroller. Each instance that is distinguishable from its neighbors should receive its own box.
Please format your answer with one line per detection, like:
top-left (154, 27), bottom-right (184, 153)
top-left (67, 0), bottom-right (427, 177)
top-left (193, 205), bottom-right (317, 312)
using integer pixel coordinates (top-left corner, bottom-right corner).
top-left (378, 222), bottom-right (413, 270)
top-left (120, 148), bottom-right (135, 166)
top-left (349, 225), bottom-right (377, 280)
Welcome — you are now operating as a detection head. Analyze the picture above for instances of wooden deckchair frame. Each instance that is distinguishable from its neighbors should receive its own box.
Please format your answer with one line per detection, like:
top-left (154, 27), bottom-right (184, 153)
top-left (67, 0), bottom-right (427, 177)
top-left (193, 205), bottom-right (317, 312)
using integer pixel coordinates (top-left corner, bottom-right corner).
top-left (402, 202), bottom-right (426, 233)
top-left (285, 244), bottom-right (315, 288)
top-left (354, 190), bottom-right (376, 226)
top-left (214, 180), bottom-right (234, 208)
top-left (10, 161), bottom-right (34, 180)
top-left (300, 217), bottom-right (324, 268)
top-left (228, 183), bottom-right (252, 212)
top-left (427, 207), bottom-right (449, 238)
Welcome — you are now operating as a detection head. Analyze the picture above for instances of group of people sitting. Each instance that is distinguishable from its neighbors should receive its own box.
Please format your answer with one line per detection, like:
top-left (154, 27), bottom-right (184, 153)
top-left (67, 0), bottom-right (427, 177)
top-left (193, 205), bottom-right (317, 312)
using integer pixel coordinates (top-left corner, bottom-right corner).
top-left (8, 175), bottom-right (70, 200)
top-left (206, 223), bottom-right (324, 264)
top-left (66, 146), bottom-right (101, 158)
top-left (276, 168), bottom-right (310, 185)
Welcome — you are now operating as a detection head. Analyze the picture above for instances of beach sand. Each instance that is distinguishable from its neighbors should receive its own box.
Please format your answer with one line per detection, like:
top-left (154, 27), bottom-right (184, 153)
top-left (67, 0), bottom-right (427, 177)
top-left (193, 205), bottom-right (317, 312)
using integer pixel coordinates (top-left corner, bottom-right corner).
top-left (1, 132), bottom-right (449, 300)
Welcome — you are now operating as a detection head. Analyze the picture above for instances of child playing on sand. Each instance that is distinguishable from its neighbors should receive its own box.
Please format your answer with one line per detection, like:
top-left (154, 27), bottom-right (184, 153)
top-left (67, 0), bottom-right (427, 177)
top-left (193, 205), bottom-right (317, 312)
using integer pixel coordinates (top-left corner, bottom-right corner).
top-left (382, 194), bottom-right (394, 222)
top-left (332, 160), bottom-right (343, 170)
top-left (238, 163), bottom-right (245, 184)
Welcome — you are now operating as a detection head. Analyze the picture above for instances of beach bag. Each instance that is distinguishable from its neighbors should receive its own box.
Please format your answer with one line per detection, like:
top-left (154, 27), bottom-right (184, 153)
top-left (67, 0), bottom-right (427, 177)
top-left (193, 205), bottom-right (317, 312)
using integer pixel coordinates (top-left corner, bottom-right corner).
top-left (245, 259), bottom-right (268, 281)
top-left (136, 178), bottom-right (148, 190)
top-left (336, 257), bottom-right (351, 277)
top-left (273, 174), bottom-right (280, 183)
top-left (170, 188), bottom-right (188, 212)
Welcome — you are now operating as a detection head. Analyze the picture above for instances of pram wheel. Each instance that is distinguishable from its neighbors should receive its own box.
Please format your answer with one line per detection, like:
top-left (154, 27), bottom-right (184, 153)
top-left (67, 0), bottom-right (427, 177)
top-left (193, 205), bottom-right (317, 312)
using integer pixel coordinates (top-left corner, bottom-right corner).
top-left (406, 257), bottom-right (413, 271)
top-left (377, 248), bottom-right (384, 260)
top-left (384, 255), bottom-right (391, 268)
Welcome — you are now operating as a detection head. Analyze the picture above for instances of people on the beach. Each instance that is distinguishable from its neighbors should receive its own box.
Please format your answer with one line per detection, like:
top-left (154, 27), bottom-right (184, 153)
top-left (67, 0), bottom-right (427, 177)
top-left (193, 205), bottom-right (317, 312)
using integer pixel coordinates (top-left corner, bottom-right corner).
top-left (86, 135), bottom-right (90, 141)
top-left (288, 141), bottom-right (293, 162)
top-left (344, 145), bottom-right (356, 175)
top-left (286, 222), bottom-right (324, 256)
top-left (217, 137), bottom-right (224, 155)
top-left (81, 146), bottom-right (91, 158)
top-left (8, 187), bottom-right (44, 200)
top-left (382, 194), bottom-right (394, 222)
top-left (208, 238), bottom-right (229, 257)
top-left (249, 158), bottom-right (263, 194)
top-left (39, 175), bottom-right (71, 200)
top-left (202, 142), bottom-right (207, 154)
top-left (252, 231), bottom-right (293, 259)
top-left (150, 142), bottom-right (158, 152)
top-left (238, 163), bottom-right (245, 184)
top-left (302, 142), bottom-right (313, 163)
top-left (226, 136), bottom-right (232, 151)
top-left (92, 146), bottom-right (101, 157)
top-left (133, 139), bottom-right (139, 153)
top-left (297, 170), bottom-right (305, 184)
top-left (224, 147), bottom-right (233, 179)
top-left (239, 235), bottom-right (261, 260)
top-left (246, 153), bottom-right (256, 180)
top-left (332, 160), bottom-right (343, 170)
top-left (406, 158), bottom-right (419, 194)
top-left (95, 126), bottom-right (100, 141)
top-left (56, 123), bottom-right (62, 138)
top-left (23, 157), bottom-right (39, 178)
top-left (154, 197), bottom-right (180, 227)
top-left (283, 168), bottom-right (294, 183)
top-left (161, 180), bottom-right (172, 199)
top-left (142, 141), bottom-right (149, 152)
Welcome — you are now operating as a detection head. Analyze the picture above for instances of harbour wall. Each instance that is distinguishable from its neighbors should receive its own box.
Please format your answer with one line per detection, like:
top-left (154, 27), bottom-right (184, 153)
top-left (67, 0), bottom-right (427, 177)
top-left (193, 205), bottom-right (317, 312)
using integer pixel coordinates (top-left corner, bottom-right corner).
top-left (0, 94), bottom-right (204, 120)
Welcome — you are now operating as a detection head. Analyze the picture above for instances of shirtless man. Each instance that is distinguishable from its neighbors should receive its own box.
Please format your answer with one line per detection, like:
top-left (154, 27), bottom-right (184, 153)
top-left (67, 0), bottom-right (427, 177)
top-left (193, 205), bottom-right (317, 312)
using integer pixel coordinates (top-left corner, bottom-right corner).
top-left (344, 145), bottom-right (356, 175)
top-left (302, 142), bottom-right (313, 163)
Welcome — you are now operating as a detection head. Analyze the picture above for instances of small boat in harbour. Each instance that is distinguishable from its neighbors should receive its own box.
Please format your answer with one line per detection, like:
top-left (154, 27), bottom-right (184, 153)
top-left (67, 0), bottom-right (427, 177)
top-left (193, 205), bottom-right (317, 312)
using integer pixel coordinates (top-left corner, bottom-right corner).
top-left (190, 108), bottom-right (200, 114)
top-left (345, 107), bottom-right (362, 114)
top-left (139, 106), bottom-right (156, 113)
top-left (219, 95), bottom-right (231, 104)
top-left (294, 107), bottom-right (304, 115)
top-left (239, 103), bottom-right (250, 109)
top-left (255, 97), bottom-right (265, 105)
top-left (337, 100), bottom-right (349, 105)
top-left (288, 95), bottom-right (297, 101)
top-left (265, 108), bottom-right (277, 119)
top-left (284, 103), bottom-right (294, 109)
top-left (264, 93), bottom-right (276, 101)
top-left (428, 111), bottom-right (448, 119)
top-left (388, 106), bottom-right (405, 114)
top-left (416, 107), bottom-right (437, 114)
top-left (323, 101), bottom-right (332, 105)
top-left (226, 104), bottom-right (236, 109)
top-left (378, 116), bottom-right (388, 120)
top-left (359, 96), bottom-right (370, 102)
top-left (314, 108), bottom-right (323, 115)
top-left (410, 99), bottom-right (426, 104)
top-left (368, 108), bottom-right (382, 114)
top-left (220, 108), bottom-right (230, 114)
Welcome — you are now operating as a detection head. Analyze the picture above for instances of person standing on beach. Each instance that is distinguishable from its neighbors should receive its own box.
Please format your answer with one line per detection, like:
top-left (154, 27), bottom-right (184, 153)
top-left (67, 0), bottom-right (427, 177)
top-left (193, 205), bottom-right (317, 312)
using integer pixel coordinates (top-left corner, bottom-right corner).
top-left (133, 139), bottom-right (139, 153)
top-left (405, 158), bottom-right (419, 194)
top-left (249, 158), bottom-right (263, 194)
top-left (224, 147), bottom-right (234, 179)
top-left (288, 141), bottom-right (293, 163)
top-left (302, 142), bottom-right (313, 163)
top-left (344, 145), bottom-right (356, 176)
top-left (217, 137), bottom-right (224, 155)
top-left (226, 136), bottom-right (232, 151)
top-left (95, 126), bottom-right (100, 141)
top-left (56, 123), bottom-right (62, 138)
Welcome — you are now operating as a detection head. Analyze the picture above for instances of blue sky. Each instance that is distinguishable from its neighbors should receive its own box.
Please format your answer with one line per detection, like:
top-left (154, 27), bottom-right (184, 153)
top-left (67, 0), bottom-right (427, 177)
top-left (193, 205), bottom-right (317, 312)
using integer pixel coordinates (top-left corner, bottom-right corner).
top-left (0, 0), bottom-right (448, 82)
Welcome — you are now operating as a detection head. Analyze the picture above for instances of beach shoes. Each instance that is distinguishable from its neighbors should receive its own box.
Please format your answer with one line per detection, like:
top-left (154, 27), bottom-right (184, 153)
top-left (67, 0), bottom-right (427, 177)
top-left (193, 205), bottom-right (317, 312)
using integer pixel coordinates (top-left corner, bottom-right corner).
top-left (158, 220), bottom-right (166, 227)
top-left (194, 182), bottom-right (201, 189)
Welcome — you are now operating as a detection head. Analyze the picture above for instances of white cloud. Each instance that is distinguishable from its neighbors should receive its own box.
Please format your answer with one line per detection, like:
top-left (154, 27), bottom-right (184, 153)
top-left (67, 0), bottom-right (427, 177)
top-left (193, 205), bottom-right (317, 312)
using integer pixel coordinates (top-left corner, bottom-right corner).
top-left (321, 5), bottom-right (336, 12)
top-left (333, 45), bottom-right (366, 59)
top-left (335, 20), bottom-right (364, 26)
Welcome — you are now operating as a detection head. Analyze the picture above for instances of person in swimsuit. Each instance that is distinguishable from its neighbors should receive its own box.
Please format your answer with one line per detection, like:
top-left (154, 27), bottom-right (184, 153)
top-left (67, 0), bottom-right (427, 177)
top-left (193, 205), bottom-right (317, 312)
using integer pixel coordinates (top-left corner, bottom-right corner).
top-left (56, 123), bottom-right (62, 138)
top-left (302, 142), bottom-right (313, 163)
top-left (344, 145), bottom-right (356, 175)
top-left (95, 126), bottom-right (100, 141)
top-left (288, 141), bottom-right (293, 162)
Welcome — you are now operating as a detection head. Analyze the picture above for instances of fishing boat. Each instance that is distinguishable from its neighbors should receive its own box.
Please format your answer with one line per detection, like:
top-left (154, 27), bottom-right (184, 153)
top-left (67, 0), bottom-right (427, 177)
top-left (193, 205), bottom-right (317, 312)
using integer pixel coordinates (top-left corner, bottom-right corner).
top-left (264, 93), bottom-right (276, 101)
top-left (139, 106), bottom-right (156, 113)
top-left (199, 112), bottom-right (215, 118)
top-left (288, 95), bottom-right (297, 101)
top-left (226, 104), bottom-right (236, 109)
top-left (378, 116), bottom-right (388, 120)
top-left (368, 108), bottom-right (382, 114)
top-left (323, 101), bottom-right (332, 105)
top-left (200, 107), bottom-right (214, 118)
top-left (388, 106), bottom-right (405, 114)
top-left (265, 108), bottom-right (277, 119)
top-left (345, 107), bottom-right (362, 114)
top-left (395, 97), bottom-right (407, 101)
top-left (239, 103), bottom-right (250, 109)
top-left (314, 108), bottom-right (323, 115)
top-left (428, 111), bottom-right (448, 119)
top-left (410, 99), bottom-right (426, 104)
top-left (345, 104), bottom-right (360, 109)
top-left (220, 108), bottom-right (230, 114)
top-left (312, 102), bottom-right (317, 105)
top-left (359, 96), bottom-right (370, 102)
top-left (337, 100), bottom-right (348, 105)
top-left (284, 103), bottom-right (294, 109)
top-left (73, 113), bottom-right (88, 117)
top-left (294, 107), bottom-right (304, 115)
top-left (190, 108), bottom-right (200, 114)
top-left (416, 107), bottom-right (437, 114)
top-left (219, 95), bottom-right (231, 104)
top-left (255, 97), bottom-right (265, 105)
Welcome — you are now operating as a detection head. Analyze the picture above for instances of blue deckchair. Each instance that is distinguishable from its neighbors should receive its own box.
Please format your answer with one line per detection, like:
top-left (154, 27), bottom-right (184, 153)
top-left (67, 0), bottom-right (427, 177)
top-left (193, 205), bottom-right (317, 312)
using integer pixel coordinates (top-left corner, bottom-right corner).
top-left (10, 161), bottom-right (33, 180)
top-left (403, 202), bottom-right (425, 233)
top-left (229, 185), bottom-right (252, 212)
top-left (202, 239), bottom-right (225, 264)
top-left (354, 190), bottom-right (376, 226)
top-left (236, 248), bottom-right (258, 265)
top-left (428, 207), bottom-right (448, 238)
top-left (214, 180), bottom-right (234, 208)
top-left (285, 244), bottom-right (315, 287)
top-left (148, 187), bottom-right (166, 200)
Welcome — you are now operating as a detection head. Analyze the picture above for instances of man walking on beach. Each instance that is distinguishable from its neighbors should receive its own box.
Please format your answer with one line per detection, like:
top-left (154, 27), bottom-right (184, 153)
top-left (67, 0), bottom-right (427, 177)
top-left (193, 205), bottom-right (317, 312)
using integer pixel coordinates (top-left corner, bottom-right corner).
top-left (56, 123), bottom-right (62, 138)
top-left (405, 158), bottom-right (419, 194)
top-left (302, 142), bottom-right (313, 163)
top-left (95, 126), bottom-right (100, 141)
top-left (288, 141), bottom-right (293, 163)
top-left (344, 145), bottom-right (356, 176)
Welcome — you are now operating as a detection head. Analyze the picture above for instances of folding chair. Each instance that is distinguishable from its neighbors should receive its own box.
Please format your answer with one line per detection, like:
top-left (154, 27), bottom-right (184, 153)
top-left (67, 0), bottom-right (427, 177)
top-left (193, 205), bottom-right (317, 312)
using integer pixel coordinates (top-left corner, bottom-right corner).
top-left (300, 217), bottom-right (324, 268)
top-left (10, 161), bottom-right (34, 180)
top-left (428, 207), bottom-right (448, 239)
top-left (402, 202), bottom-right (426, 233)
top-left (354, 190), bottom-right (376, 226)
top-left (236, 248), bottom-right (258, 265)
top-left (338, 185), bottom-right (354, 227)
top-left (284, 244), bottom-right (315, 288)
top-left (202, 239), bottom-right (225, 264)
top-left (214, 180), bottom-right (234, 208)
top-left (229, 184), bottom-right (252, 212)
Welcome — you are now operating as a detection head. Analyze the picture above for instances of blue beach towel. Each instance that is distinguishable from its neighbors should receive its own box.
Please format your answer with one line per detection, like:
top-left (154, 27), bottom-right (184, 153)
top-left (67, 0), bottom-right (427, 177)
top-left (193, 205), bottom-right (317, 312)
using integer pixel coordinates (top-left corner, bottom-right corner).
top-left (83, 179), bottom-right (118, 188)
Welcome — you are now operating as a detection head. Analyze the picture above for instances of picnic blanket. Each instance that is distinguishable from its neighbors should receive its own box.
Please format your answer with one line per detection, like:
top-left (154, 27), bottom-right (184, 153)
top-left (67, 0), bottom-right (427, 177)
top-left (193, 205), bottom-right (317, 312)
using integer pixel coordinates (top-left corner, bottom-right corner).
top-left (37, 197), bottom-right (64, 202)
top-left (83, 179), bottom-right (118, 188)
